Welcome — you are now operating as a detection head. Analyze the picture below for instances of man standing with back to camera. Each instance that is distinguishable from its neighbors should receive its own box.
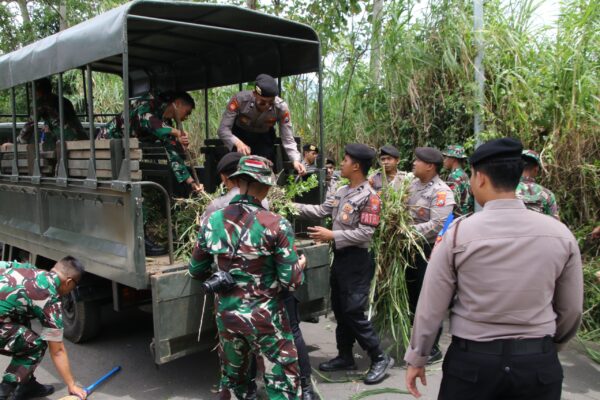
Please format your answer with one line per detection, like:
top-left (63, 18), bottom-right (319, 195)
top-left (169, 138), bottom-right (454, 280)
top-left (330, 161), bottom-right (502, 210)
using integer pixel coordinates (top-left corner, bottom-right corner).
top-left (405, 137), bottom-right (583, 400)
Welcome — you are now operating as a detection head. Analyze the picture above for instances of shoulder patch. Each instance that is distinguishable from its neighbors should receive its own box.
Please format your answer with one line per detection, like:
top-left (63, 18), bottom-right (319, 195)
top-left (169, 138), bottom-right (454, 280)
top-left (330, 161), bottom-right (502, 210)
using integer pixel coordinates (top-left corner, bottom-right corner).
top-left (228, 97), bottom-right (239, 112)
top-left (360, 194), bottom-right (381, 227)
top-left (281, 111), bottom-right (290, 124)
top-left (435, 191), bottom-right (447, 207)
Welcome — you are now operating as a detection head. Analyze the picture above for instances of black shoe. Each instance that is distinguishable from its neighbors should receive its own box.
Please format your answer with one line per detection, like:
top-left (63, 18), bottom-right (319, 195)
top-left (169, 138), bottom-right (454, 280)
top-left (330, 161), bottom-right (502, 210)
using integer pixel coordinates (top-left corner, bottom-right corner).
top-left (364, 354), bottom-right (394, 385)
top-left (0, 383), bottom-right (15, 400)
top-left (300, 377), bottom-right (318, 400)
top-left (145, 236), bottom-right (167, 256)
top-left (319, 355), bottom-right (357, 372)
top-left (244, 380), bottom-right (257, 400)
top-left (10, 377), bottom-right (54, 399)
top-left (427, 346), bottom-right (443, 365)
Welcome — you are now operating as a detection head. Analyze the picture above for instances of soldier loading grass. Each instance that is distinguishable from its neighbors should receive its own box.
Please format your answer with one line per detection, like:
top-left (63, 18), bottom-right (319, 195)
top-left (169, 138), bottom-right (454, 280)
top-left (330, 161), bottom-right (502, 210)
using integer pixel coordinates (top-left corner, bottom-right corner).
top-left (442, 144), bottom-right (473, 217)
top-left (516, 149), bottom-right (560, 219)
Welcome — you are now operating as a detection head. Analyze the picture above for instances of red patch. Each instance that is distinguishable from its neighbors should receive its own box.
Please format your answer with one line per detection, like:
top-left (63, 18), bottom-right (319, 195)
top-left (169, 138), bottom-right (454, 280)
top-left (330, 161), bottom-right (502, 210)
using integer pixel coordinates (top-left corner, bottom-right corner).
top-left (435, 192), bottom-right (447, 207)
top-left (360, 212), bottom-right (380, 227)
top-left (245, 159), bottom-right (266, 167)
top-left (370, 196), bottom-right (381, 212)
top-left (281, 111), bottom-right (290, 124)
top-left (228, 97), bottom-right (239, 112)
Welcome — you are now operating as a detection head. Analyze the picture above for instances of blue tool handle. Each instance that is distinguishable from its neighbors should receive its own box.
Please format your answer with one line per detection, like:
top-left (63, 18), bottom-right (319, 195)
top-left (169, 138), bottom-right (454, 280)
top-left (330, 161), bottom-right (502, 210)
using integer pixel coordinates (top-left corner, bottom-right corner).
top-left (438, 213), bottom-right (455, 238)
top-left (84, 366), bottom-right (121, 394)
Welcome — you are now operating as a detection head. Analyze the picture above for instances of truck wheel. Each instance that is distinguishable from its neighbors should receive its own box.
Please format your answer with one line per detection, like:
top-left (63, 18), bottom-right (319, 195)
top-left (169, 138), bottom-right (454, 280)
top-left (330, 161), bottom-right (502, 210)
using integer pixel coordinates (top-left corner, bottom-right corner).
top-left (62, 292), bottom-right (101, 343)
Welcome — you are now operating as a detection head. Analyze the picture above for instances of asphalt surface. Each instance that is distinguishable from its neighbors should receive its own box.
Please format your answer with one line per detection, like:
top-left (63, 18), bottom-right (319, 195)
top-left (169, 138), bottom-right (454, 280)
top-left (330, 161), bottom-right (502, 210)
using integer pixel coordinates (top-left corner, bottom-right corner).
top-left (2, 307), bottom-right (599, 400)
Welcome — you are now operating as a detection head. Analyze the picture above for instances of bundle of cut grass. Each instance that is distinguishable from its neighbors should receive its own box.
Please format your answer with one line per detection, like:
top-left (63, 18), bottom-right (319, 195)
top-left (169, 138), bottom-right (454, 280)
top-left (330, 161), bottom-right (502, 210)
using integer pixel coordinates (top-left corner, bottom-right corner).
top-left (369, 173), bottom-right (425, 357)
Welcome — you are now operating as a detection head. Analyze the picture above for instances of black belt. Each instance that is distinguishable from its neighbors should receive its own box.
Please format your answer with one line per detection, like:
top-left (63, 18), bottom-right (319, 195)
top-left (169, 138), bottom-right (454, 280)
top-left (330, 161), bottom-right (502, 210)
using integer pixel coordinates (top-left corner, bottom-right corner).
top-left (332, 245), bottom-right (368, 255)
top-left (452, 336), bottom-right (554, 355)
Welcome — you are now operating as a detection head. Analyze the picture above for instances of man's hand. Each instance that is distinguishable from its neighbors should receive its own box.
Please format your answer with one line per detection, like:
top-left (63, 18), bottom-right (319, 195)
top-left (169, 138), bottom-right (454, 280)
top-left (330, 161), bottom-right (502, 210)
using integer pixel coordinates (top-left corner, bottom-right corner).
top-left (293, 160), bottom-right (307, 176)
top-left (307, 226), bottom-right (334, 243)
top-left (235, 139), bottom-right (251, 155)
top-left (592, 226), bottom-right (600, 240)
top-left (405, 365), bottom-right (427, 398)
top-left (298, 254), bottom-right (307, 270)
top-left (178, 130), bottom-right (190, 148)
top-left (185, 178), bottom-right (204, 193)
top-left (68, 384), bottom-right (87, 399)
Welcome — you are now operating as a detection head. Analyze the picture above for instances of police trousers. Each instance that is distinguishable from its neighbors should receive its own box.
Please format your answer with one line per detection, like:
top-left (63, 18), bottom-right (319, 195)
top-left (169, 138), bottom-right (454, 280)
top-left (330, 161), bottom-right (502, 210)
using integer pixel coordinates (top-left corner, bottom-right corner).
top-left (439, 337), bottom-right (562, 400)
top-left (232, 124), bottom-right (277, 164)
top-left (331, 246), bottom-right (381, 355)
top-left (0, 323), bottom-right (47, 384)
top-left (405, 241), bottom-right (434, 316)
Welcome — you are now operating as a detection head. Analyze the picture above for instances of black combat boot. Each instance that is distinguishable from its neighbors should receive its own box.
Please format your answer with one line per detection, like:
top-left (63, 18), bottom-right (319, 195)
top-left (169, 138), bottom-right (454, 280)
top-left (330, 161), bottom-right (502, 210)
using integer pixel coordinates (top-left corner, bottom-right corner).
top-left (364, 353), bottom-right (394, 385)
top-left (145, 235), bottom-right (167, 256)
top-left (300, 376), bottom-right (318, 400)
top-left (0, 382), bottom-right (15, 400)
top-left (9, 376), bottom-right (54, 400)
top-left (318, 348), bottom-right (356, 372)
top-left (243, 380), bottom-right (257, 400)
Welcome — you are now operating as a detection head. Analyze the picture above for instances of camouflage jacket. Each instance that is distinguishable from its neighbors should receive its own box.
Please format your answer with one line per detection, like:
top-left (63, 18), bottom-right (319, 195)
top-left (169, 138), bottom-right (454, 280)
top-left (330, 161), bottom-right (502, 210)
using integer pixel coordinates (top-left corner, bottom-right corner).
top-left (190, 194), bottom-right (303, 319)
top-left (446, 167), bottom-right (473, 216)
top-left (217, 91), bottom-right (301, 162)
top-left (516, 176), bottom-right (559, 219)
top-left (0, 261), bottom-right (64, 341)
top-left (101, 92), bottom-right (190, 183)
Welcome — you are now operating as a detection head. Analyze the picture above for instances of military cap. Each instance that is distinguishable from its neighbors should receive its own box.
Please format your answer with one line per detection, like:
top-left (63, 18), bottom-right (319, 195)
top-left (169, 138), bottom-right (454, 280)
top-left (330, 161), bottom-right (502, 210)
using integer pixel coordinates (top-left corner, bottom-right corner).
top-left (254, 74), bottom-right (279, 97)
top-left (415, 147), bottom-right (443, 164)
top-left (522, 149), bottom-right (541, 166)
top-left (217, 152), bottom-right (243, 175)
top-left (345, 143), bottom-right (376, 161)
top-left (379, 145), bottom-right (400, 159)
top-left (469, 137), bottom-right (523, 165)
top-left (229, 155), bottom-right (276, 186)
top-left (442, 144), bottom-right (467, 159)
top-left (303, 144), bottom-right (319, 153)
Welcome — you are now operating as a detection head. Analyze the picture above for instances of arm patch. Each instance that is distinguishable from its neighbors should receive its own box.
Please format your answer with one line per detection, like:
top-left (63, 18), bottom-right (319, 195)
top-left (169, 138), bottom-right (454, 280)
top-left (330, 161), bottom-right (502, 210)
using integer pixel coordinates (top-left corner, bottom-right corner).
top-left (435, 192), bottom-right (447, 207)
top-left (360, 194), bottom-right (381, 227)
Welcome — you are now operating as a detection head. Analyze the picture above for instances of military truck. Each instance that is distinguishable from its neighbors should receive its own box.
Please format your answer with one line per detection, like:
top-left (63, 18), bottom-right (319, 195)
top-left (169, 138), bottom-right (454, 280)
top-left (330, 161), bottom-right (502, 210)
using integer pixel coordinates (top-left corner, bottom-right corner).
top-left (0, 0), bottom-right (329, 364)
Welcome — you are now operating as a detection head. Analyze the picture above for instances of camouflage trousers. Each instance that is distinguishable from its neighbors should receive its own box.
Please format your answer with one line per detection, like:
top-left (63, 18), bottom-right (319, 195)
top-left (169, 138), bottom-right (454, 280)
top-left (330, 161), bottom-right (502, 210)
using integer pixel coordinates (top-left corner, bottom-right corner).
top-left (0, 323), bottom-right (47, 384)
top-left (216, 306), bottom-right (300, 400)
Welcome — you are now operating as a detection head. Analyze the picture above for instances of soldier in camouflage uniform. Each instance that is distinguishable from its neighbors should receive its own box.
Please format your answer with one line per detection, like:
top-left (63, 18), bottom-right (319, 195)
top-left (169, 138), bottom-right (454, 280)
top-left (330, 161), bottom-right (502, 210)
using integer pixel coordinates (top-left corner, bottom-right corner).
top-left (516, 149), bottom-right (559, 219)
top-left (100, 91), bottom-right (202, 194)
top-left (0, 257), bottom-right (87, 400)
top-left (190, 156), bottom-right (306, 400)
top-left (442, 144), bottom-right (473, 216)
top-left (217, 74), bottom-right (306, 175)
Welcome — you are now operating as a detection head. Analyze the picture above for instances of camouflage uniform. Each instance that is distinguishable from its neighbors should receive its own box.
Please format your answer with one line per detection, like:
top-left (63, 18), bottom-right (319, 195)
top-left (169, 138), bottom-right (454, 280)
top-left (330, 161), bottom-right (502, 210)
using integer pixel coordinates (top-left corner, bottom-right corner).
top-left (190, 193), bottom-right (303, 400)
top-left (516, 176), bottom-right (559, 219)
top-left (101, 92), bottom-right (191, 183)
top-left (0, 262), bottom-right (64, 384)
top-left (445, 167), bottom-right (473, 216)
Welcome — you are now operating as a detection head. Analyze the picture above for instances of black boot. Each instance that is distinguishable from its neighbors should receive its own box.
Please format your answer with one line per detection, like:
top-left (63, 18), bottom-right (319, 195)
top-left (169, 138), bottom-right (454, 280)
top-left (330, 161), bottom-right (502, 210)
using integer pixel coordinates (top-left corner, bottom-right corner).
top-left (145, 235), bottom-right (167, 256)
top-left (364, 353), bottom-right (394, 385)
top-left (243, 380), bottom-right (257, 400)
top-left (318, 349), bottom-right (356, 372)
top-left (0, 383), bottom-right (15, 400)
top-left (300, 377), bottom-right (318, 400)
top-left (9, 376), bottom-right (54, 400)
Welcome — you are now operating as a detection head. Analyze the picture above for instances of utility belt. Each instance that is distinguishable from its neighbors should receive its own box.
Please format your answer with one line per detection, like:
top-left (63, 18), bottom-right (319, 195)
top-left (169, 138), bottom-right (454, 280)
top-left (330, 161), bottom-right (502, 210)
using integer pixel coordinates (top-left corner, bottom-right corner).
top-left (332, 245), bottom-right (368, 256)
top-left (452, 335), bottom-right (555, 356)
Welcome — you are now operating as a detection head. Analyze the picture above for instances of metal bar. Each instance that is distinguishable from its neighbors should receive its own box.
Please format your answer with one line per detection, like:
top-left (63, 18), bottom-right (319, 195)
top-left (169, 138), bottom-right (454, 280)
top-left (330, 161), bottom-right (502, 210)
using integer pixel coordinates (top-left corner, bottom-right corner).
top-left (56, 73), bottom-right (68, 184)
top-left (132, 42), bottom-right (191, 57)
top-left (10, 88), bottom-right (18, 180)
top-left (317, 49), bottom-right (325, 203)
top-left (139, 181), bottom-right (174, 264)
top-left (31, 81), bottom-right (41, 183)
top-left (0, 113), bottom-right (119, 118)
top-left (118, 47), bottom-right (132, 183)
top-left (85, 65), bottom-right (97, 187)
top-left (204, 88), bottom-right (209, 140)
top-left (81, 69), bottom-right (88, 122)
top-left (127, 15), bottom-right (321, 46)
top-left (238, 83), bottom-right (242, 91)
top-left (25, 84), bottom-right (31, 117)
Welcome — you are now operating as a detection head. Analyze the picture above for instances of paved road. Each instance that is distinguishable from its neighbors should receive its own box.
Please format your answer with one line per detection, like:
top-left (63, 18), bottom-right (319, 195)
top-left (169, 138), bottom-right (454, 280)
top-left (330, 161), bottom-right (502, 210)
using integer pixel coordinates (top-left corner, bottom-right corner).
top-left (3, 307), bottom-right (599, 400)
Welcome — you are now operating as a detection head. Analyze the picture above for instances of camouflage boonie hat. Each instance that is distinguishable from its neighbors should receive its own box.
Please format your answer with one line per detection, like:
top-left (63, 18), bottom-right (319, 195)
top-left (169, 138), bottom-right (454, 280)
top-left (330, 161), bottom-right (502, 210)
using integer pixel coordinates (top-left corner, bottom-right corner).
top-left (442, 145), bottom-right (467, 159)
top-left (522, 149), bottom-right (541, 166)
top-left (229, 155), bottom-right (277, 186)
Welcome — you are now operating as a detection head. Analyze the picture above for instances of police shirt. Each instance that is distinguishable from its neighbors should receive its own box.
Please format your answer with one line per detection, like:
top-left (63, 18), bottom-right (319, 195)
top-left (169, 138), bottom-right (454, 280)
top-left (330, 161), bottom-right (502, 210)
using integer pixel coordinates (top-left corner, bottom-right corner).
top-left (407, 175), bottom-right (455, 243)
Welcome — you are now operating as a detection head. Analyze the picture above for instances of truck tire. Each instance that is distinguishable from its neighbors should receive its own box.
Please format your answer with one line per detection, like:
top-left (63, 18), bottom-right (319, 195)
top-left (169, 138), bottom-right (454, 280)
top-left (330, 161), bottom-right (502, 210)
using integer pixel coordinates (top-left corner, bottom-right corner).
top-left (62, 292), bottom-right (101, 343)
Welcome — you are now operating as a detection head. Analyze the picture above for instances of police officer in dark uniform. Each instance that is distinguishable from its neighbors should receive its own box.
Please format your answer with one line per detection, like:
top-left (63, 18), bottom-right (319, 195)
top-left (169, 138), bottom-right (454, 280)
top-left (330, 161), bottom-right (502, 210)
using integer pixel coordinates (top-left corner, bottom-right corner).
top-left (293, 144), bottom-right (393, 385)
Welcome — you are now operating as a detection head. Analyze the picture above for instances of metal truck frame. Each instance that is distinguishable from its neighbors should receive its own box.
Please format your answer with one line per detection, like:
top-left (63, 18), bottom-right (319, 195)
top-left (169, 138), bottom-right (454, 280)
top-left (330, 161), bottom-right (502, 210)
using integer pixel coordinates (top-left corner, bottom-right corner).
top-left (0, 0), bottom-right (328, 364)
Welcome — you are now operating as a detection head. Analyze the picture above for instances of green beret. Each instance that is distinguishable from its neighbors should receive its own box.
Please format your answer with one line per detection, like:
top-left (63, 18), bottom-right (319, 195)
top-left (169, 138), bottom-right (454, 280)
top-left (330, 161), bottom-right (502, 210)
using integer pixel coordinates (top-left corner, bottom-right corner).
top-left (469, 137), bottom-right (523, 165)
top-left (415, 147), bottom-right (443, 164)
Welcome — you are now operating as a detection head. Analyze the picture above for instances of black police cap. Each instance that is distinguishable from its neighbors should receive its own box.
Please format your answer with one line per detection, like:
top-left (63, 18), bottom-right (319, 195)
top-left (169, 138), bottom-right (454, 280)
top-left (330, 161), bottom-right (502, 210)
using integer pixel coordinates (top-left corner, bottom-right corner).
top-left (380, 144), bottom-right (400, 158)
top-left (303, 144), bottom-right (319, 153)
top-left (415, 147), bottom-right (443, 164)
top-left (469, 137), bottom-right (523, 165)
top-left (255, 74), bottom-right (279, 97)
top-left (325, 158), bottom-right (336, 165)
top-left (345, 143), bottom-right (376, 161)
top-left (217, 152), bottom-right (244, 175)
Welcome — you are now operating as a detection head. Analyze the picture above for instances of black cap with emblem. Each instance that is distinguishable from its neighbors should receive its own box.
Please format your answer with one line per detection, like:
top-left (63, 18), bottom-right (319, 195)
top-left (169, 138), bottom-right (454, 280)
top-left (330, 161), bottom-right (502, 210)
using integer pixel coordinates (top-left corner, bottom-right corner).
top-left (217, 152), bottom-right (244, 176)
top-left (345, 143), bottom-right (376, 161)
top-left (415, 147), bottom-right (443, 164)
top-left (469, 137), bottom-right (523, 166)
top-left (379, 144), bottom-right (400, 159)
top-left (254, 74), bottom-right (279, 97)
top-left (303, 144), bottom-right (319, 153)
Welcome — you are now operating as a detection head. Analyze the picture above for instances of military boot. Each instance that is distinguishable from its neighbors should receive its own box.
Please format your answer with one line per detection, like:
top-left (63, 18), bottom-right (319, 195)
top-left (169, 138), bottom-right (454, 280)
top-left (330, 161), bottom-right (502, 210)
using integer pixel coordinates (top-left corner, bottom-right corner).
top-left (243, 380), bottom-right (257, 400)
top-left (0, 382), bottom-right (15, 400)
top-left (300, 377), bottom-right (318, 400)
top-left (364, 353), bottom-right (394, 385)
top-left (318, 349), bottom-right (356, 372)
top-left (9, 376), bottom-right (54, 400)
